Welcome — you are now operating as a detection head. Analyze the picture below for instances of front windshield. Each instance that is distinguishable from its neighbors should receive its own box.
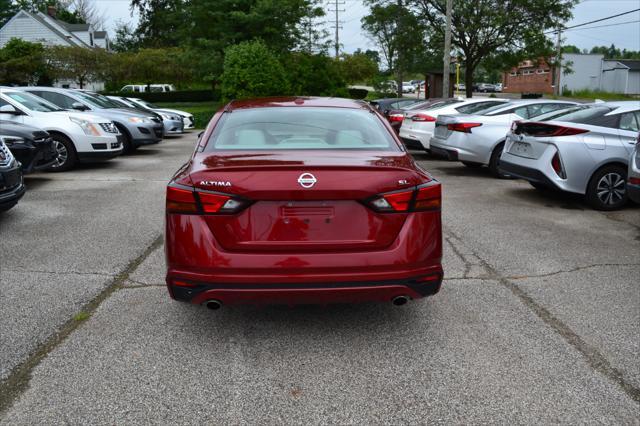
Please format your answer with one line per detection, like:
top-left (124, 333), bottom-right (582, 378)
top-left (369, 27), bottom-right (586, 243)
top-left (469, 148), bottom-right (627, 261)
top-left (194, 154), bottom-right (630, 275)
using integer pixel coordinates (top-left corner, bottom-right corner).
top-left (135, 99), bottom-right (158, 109)
top-left (5, 92), bottom-right (62, 112)
top-left (74, 92), bottom-right (114, 109)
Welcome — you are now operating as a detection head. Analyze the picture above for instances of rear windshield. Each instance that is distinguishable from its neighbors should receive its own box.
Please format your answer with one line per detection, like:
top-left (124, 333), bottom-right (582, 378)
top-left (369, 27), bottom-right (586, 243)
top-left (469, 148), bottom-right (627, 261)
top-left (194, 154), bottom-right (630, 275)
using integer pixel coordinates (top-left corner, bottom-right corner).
top-left (205, 107), bottom-right (398, 151)
top-left (539, 105), bottom-right (614, 123)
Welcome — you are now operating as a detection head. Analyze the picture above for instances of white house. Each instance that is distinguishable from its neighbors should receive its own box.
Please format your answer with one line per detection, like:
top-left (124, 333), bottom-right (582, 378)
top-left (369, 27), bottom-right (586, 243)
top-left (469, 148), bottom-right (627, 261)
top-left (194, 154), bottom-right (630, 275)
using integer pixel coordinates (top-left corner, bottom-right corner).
top-left (0, 7), bottom-right (110, 90)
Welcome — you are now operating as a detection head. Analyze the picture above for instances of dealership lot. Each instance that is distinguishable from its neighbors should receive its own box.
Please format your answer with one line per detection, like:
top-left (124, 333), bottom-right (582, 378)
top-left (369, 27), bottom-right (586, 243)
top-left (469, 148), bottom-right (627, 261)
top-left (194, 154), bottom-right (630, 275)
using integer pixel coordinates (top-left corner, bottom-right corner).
top-left (0, 134), bottom-right (638, 423)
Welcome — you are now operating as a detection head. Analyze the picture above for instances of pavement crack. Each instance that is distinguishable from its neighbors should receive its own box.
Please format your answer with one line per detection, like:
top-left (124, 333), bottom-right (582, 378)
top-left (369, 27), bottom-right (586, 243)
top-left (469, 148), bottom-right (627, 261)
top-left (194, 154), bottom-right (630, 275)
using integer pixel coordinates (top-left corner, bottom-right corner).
top-left (1, 269), bottom-right (114, 278)
top-left (0, 234), bottom-right (164, 418)
top-left (507, 263), bottom-right (640, 280)
top-left (444, 229), bottom-right (640, 404)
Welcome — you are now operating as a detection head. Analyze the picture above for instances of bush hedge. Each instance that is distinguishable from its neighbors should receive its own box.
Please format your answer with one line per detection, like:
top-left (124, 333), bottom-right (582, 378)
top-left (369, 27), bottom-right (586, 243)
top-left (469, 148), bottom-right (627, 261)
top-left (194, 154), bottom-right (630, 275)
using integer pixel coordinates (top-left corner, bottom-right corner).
top-left (101, 89), bottom-right (217, 103)
top-left (348, 88), bottom-right (368, 99)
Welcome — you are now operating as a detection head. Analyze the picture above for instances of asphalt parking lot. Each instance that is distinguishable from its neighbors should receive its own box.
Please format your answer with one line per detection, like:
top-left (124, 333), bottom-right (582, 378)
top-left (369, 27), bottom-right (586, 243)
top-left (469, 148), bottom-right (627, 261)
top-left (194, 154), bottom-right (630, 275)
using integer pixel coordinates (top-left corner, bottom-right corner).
top-left (0, 133), bottom-right (639, 424)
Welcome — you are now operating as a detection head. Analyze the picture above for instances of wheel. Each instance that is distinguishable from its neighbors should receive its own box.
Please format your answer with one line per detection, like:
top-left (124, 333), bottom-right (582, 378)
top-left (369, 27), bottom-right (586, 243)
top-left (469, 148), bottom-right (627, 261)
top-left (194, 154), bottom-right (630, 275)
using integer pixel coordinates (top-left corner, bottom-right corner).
top-left (46, 133), bottom-right (77, 172)
top-left (488, 142), bottom-right (510, 178)
top-left (114, 123), bottom-right (136, 154)
top-left (586, 165), bottom-right (628, 210)
top-left (461, 161), bottom-right (482, 168)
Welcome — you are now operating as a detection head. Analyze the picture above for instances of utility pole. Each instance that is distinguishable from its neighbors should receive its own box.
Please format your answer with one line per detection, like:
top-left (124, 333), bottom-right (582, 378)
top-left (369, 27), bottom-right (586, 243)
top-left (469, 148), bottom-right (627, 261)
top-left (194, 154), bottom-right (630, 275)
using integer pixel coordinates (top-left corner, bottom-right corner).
top-left (328, 0), bottom-right (345, 58)
top-left (554, 25), bottom-right (562, 96)
top-left (442, 0), bottom-right (452, 98)
top-left (396, 0), bottom-right (403, 98)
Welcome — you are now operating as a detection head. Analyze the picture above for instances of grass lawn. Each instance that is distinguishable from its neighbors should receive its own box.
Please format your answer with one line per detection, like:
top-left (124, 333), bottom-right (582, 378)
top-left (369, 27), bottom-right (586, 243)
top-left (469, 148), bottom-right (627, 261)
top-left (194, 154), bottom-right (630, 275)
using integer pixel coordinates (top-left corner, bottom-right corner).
top-left (558, 90), bottom-right (637, 101)
top-left (155, 101), bottom-right (222, 129)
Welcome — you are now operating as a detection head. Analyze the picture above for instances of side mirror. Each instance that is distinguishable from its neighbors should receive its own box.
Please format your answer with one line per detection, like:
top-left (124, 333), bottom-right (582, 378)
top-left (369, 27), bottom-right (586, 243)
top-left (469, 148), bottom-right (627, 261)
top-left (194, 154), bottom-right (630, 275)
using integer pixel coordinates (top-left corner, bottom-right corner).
top-left (71, 102), bottom-right (88, 111)
top-left (0, 104), bottom-right (22, 115)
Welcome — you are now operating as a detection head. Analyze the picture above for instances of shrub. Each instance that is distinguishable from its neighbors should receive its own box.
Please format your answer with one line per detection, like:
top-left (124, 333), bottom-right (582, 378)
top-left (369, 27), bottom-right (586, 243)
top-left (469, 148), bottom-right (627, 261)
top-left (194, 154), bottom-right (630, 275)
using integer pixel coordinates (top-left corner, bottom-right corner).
top-left (221, 40), bottom-right (289, 99)
top-left (285, 52), bottom-right (347, 97)
top-left (101, 90), bottom-right (217, 103)
top-left (348, 88), bottom-right (369, 99)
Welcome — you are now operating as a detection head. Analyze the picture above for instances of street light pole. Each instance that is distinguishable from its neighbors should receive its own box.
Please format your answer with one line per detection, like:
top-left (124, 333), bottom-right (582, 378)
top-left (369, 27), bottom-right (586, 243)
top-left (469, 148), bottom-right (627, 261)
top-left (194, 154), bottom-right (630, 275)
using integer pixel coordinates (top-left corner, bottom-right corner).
top-left (442, 0), bottom-right (453, 98)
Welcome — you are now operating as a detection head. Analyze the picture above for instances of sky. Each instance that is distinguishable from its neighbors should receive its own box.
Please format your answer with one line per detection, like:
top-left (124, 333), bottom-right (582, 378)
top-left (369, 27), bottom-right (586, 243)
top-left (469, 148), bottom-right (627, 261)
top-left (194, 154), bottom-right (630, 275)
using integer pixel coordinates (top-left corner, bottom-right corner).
top-left (96, 0), bottom-right (640, 54)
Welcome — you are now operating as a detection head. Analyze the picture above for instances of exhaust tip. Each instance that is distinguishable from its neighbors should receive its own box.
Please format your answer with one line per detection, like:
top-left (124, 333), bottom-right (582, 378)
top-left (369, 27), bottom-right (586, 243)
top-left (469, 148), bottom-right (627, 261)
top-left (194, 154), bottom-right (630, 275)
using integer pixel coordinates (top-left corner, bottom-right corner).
top-left (204, 300), bottom-right (223, 310)
top-left (392, 296), bottom-right (409, 306)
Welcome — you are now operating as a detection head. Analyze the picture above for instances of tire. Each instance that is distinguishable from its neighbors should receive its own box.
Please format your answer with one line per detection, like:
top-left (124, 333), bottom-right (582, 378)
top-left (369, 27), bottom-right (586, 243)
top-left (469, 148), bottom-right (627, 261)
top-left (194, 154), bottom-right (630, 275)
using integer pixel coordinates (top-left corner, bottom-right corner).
top-left (488, 142), bottom-right (510, 178)
top-left (114, 123), bottom-right (136, 154)
top-left (461, 161), bottom-right (482, 168)
top-left (46, 133), bottom-right (77, 172)
top-left (586, 164), bottom-right (628, 211)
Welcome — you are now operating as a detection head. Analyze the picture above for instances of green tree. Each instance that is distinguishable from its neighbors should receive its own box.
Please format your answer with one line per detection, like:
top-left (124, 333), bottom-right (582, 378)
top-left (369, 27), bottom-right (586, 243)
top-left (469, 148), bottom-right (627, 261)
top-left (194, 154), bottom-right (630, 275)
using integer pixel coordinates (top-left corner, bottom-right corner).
top-left (0, 38), bottom-right (51, 85)
top-left (338, 51), bottom-right (378, 84)
top-left (287, 52), bottom-right (346, 96)
top-left (110, 21), bottom-right (142, 52)
top-left (220, 40), bottom-right (289, 99)
top-left (12, 0), bottom-right (85, 23)
top-left (0, 0), bottom-right (18, 27)
top-left (563, 44), bottom-right (581, 54)
top-left (46, 45), bottom-right (107, 88)
top-left (362, 1), bottom-right (425, 96)
top-left (413, 0), bottom-right (576, 97)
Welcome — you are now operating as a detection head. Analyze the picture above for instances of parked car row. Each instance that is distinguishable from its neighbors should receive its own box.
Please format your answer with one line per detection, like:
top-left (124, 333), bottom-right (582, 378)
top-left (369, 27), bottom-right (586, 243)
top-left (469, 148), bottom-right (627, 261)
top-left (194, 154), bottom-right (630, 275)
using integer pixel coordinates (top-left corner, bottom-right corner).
top-left (0, 86), bottom-right (195, 212)
top-left (377, 95), bottom-right (639, 210)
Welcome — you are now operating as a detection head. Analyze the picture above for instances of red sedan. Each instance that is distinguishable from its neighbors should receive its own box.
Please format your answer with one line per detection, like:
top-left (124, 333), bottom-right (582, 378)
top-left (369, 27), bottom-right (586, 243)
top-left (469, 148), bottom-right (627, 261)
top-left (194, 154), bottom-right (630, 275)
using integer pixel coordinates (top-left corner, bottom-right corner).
top-left (165, 97), bottom-right (443, 309)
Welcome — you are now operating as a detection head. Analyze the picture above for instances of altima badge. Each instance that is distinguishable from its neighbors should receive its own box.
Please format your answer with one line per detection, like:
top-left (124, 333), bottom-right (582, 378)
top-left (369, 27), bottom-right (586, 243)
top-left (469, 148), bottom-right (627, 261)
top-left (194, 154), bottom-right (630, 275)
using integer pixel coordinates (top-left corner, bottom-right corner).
top-left (200, 180), bottom-right (231, 187)
top-left (297, 173), bottom-right (317, 188)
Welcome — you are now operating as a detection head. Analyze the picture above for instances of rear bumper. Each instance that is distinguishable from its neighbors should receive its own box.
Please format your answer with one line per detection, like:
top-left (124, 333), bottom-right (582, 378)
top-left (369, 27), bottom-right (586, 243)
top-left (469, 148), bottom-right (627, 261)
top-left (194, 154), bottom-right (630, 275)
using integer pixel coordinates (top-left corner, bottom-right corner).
top-left (628, 182), bottom-right (640, 204)
top-left (400, 137), bottom-right (426, 151)
top-left (430, 145), bottom-right (458, 161)
top-left (167, 274), bottom-right (443, 305)
top-left (498, 160), bottom-right (559, 190)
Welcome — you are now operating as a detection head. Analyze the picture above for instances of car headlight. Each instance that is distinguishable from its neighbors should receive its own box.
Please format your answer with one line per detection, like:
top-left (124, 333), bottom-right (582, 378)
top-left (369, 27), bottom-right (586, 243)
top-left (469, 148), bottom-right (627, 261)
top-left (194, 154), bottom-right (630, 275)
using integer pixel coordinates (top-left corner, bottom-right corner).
top-left (0, 135), bottom-right (26, 147)
top-left (160, 113), bottom-right (176, 120)
top-left (69, 117), bottom-right (101, 136)
top-left (128, 116), bottom-right (151, 124)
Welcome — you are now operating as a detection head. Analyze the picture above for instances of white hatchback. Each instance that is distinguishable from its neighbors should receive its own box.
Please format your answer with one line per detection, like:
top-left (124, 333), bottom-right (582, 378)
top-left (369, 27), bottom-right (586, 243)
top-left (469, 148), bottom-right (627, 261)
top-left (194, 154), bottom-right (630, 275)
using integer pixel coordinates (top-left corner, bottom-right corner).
top-left (0, 88), bottom-right (122, 171)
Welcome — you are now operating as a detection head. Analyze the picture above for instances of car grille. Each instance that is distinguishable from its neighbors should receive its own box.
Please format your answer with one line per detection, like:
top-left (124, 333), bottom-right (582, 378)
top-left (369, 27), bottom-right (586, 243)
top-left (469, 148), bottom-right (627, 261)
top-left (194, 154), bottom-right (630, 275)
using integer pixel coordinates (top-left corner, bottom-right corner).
top-left (153, 128), bottom-right (163, 137)
top-left (99, 123), bottom-right (119, 134)
top-left (0, 142), bottom-right (12, 167)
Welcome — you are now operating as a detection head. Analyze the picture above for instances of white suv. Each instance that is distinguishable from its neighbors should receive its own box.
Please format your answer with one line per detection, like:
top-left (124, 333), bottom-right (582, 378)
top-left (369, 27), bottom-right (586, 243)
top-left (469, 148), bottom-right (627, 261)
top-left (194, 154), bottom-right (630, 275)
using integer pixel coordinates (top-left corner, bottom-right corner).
top-left (0, 88), bottom-right (122, 171)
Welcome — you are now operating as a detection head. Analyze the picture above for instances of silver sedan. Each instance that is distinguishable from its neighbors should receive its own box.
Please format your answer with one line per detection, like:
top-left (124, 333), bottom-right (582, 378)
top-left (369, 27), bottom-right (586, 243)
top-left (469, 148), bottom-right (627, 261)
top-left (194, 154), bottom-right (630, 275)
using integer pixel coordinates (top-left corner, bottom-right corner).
top-left (429, 100), bottom-right (576, 177)
top-left (499, 101), bottom-right (640, 210)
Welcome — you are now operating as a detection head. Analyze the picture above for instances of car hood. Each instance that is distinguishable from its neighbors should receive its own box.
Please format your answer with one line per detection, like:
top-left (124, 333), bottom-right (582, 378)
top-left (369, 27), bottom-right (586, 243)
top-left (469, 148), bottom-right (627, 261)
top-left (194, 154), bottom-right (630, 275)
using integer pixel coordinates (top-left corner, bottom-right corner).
top-left (156, 108), bottom-right (190, 117)
top-left (0, 120), bottom-right (49, 139)
top-left (49, 110), bottom-right (111, 124)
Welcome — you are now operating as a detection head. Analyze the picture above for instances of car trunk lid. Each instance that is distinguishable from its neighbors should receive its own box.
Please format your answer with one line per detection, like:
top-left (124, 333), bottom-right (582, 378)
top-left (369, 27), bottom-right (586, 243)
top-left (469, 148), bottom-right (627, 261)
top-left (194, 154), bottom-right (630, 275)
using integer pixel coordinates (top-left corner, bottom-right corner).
top-left (185, 151), bottom-right (428, 252)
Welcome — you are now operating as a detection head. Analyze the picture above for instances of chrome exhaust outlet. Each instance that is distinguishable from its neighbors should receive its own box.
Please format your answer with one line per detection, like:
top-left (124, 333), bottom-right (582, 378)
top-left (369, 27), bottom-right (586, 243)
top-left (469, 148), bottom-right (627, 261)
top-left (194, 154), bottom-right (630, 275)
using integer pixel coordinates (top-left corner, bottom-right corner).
top-left (204, 300), bottom-right (223, 310)
top-left (392, 296), bottom-right (409, 306)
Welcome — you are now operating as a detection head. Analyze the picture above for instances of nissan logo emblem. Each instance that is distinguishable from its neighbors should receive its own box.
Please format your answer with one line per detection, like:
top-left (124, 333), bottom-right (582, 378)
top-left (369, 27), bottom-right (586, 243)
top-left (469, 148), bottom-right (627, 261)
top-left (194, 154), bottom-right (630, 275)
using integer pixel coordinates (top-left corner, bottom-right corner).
top-left (297, 173), bottom-right (317, 188)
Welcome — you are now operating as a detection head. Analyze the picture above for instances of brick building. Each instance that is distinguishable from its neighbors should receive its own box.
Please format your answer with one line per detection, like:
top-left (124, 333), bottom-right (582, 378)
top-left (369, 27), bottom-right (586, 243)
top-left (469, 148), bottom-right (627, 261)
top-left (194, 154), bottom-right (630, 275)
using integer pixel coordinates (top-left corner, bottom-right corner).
top-left (502, 59), bottom-right (554, 94)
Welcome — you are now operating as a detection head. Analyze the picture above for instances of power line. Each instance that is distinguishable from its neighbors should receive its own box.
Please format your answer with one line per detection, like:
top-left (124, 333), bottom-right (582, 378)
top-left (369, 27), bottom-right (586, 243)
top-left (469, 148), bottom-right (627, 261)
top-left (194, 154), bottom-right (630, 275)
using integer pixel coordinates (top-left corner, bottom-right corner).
top-left (562, 19), bottom-right (640, 32)
top-left (546, 7), bottom-right (640, 34)
top-left (327, 0), bottom-right (346, 57)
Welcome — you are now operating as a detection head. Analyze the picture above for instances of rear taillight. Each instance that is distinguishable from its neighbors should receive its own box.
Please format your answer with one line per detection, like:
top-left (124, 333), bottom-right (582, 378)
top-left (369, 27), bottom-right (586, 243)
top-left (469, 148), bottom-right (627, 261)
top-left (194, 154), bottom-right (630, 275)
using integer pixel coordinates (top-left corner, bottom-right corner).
top-left (630, 177), bottom-right (640, 185)
top-left (412, 114), bottom-right (436, 122)
top-left (447, 122), bottom-right (482, 133)
top-left (368, 181), bottom-right (441, 213)
top-left (389, 113), bottom-right (404, 122)
top-left (551, 151), bottom-right (566, 179)
top-left (515, 122), bottom-right (589, 137)
top-left (166, 183), bottom-right (249, 214)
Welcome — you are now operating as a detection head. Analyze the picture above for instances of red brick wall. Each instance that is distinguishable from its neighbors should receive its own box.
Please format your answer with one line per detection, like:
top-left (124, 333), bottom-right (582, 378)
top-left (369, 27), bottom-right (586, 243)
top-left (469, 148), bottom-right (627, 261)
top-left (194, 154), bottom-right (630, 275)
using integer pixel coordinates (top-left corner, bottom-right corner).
top-left (503, 62), bottom-right (555, 94)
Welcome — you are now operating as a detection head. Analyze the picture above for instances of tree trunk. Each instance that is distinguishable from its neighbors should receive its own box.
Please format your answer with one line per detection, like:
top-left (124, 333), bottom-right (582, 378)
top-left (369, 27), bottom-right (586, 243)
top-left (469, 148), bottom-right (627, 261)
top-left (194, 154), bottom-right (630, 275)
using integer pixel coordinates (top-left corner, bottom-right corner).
top-left (465, 64), bottom-right (474, 98)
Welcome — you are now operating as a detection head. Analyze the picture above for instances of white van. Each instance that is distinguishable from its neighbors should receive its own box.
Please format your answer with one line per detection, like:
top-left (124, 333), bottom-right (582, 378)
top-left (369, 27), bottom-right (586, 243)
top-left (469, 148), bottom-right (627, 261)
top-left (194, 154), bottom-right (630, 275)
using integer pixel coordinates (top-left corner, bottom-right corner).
top-left (120, 84), bottom-right (176, 93)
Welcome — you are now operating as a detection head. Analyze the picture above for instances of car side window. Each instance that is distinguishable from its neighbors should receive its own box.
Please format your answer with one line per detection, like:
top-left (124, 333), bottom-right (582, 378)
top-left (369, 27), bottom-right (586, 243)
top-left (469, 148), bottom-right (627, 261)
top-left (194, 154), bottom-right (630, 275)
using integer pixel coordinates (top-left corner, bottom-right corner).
top-left (34, 91), bottom-right (76, 109)
top-left (619, 112), bottom-right (640, 132)
top-left (513, 106), bottom-right (531, 118)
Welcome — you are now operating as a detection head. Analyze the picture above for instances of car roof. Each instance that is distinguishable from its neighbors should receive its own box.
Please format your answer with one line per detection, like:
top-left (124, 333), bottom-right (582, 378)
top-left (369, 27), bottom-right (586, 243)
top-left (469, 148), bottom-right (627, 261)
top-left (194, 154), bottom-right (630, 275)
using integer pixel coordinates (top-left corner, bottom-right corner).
top-left (226, 97), bottom-right (369, 111)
